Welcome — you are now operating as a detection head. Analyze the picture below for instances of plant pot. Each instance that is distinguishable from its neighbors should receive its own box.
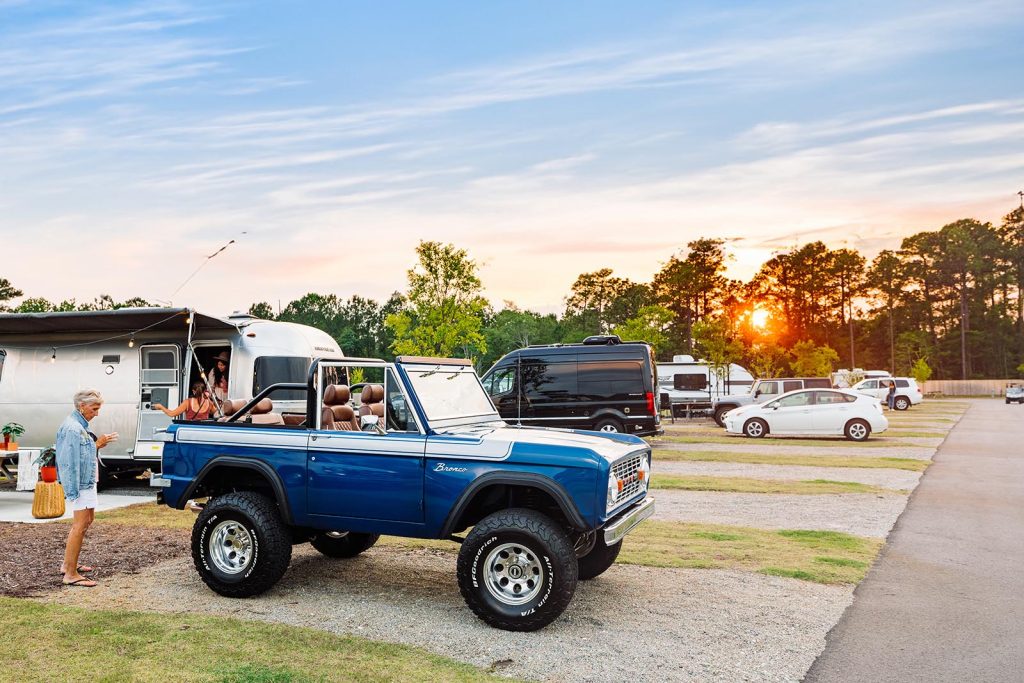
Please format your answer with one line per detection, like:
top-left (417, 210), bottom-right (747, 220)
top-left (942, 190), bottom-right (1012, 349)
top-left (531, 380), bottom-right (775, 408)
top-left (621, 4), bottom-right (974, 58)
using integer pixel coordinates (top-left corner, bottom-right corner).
top-left (40, 466), bottom-right (58, 483)
top-left (2, 434), bottom-right (8, 449)
top-left (7, 442), bottom-right (18, 451)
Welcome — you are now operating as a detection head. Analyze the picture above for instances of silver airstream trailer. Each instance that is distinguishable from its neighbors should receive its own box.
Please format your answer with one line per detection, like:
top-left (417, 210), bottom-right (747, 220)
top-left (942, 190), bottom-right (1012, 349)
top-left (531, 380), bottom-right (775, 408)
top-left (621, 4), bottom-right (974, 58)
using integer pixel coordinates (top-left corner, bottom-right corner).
top-left (0, 308), bottom-right (344, 481)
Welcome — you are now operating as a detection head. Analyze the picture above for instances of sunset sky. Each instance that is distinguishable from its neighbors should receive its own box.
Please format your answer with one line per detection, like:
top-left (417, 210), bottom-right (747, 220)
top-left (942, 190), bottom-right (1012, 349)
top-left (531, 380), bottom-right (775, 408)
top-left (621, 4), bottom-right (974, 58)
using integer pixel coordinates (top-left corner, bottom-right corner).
top-left (2, 1), bottom-right (1023, 316)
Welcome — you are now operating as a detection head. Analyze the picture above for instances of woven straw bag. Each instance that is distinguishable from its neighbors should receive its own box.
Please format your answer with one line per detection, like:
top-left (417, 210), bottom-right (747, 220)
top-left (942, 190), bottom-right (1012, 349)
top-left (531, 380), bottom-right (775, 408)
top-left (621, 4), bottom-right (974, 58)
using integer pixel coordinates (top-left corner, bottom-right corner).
top-left (32, 480), bottom-right (66, 519)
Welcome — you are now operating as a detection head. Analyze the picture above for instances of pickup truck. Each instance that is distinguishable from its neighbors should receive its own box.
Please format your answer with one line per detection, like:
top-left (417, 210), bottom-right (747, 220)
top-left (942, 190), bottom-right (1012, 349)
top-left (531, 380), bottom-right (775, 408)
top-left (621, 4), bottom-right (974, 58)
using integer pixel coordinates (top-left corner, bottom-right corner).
top-left (152, 356), bottom-right (654, 631)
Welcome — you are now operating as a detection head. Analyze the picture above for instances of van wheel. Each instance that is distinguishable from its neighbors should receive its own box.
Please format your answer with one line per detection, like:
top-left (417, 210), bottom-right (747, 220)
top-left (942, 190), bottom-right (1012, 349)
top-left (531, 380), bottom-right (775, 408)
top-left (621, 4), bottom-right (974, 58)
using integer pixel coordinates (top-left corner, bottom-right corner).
top-left (192, 491), bottom-right (292, 598)
top-left (714, 406), bottom-right (733, 427)
top-left (894, 396), bottom-right (911, 411)
top-left (845, 419), bottom-right (871, 442)
top-left (457, 508), bottom-right (578, 631)
top-left (578, 540), bottom-right (622, 580)
top-left (743, 418), bottom-right (768, 438)
top-left (594, 418), bottom-right (624, 434)
top-left (311, 531), bottom-right (380, 558)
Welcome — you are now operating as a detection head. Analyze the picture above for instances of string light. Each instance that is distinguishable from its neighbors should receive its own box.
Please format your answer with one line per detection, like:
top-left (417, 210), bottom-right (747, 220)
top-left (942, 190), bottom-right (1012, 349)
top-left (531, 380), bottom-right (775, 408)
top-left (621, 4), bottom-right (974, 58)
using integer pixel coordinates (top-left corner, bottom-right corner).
top-left (128, 334), bottom-right (135, 348)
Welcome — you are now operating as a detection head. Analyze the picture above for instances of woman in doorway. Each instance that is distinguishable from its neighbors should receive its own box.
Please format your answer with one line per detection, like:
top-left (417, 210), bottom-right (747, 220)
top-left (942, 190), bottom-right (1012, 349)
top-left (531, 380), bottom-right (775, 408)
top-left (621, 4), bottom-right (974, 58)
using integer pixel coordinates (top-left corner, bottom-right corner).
top-left (209, 351), bottom-right (230, 403)
top-left (153, 382), bottom-right (217, 420)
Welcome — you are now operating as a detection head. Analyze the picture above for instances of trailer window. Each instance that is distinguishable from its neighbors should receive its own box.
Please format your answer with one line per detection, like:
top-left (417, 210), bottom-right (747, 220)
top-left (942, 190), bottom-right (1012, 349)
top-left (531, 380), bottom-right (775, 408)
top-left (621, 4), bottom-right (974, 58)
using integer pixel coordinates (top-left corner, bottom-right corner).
top-left (253, 356), bottom-right (311, 400)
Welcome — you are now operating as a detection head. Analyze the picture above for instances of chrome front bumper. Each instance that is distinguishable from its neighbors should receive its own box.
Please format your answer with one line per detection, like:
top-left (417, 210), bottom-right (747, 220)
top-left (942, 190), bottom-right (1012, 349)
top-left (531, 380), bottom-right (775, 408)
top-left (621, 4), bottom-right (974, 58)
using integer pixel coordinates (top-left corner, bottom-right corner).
top-left (603, 496), bottom-right (655, 546)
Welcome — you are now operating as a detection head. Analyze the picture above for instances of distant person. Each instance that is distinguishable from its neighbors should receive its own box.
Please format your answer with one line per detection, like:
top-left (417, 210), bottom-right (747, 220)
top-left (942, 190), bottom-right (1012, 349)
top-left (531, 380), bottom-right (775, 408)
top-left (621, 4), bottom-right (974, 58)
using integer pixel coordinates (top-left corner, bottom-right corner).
top-left (886, 381), bottom-right (897, 411)
top-left (209, 351), bottom-right (230, 402)
top-left (153, 382), bottom-right (217, 420)
top-left (55, 388), bottom-right (118, 587)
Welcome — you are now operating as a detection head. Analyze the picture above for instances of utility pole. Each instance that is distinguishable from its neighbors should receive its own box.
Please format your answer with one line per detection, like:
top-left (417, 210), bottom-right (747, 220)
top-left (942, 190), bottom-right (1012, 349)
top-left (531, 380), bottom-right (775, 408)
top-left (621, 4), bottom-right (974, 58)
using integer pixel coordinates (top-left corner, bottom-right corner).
top-left (1018, 189), bottom-right (1023, 209)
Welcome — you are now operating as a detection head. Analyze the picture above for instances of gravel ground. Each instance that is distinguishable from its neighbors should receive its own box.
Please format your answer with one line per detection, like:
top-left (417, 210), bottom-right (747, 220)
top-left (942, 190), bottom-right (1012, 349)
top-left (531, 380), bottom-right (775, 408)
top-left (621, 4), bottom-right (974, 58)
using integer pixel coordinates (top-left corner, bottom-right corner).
top-left (654, 460), bottom-right (922, 490)
top-left (652, 490), bottom-right (908, 538)
top-left (652, 441), bottom-right (937, 460)
top-left (44, 543), bottom-right (853, 682)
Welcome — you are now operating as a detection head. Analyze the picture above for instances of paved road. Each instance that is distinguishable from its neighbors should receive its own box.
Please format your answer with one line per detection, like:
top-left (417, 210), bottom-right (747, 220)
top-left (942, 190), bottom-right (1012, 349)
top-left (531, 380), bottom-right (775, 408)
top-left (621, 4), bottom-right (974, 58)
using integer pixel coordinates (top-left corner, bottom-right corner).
top-left (804, 399), bottom-right (1024, 682)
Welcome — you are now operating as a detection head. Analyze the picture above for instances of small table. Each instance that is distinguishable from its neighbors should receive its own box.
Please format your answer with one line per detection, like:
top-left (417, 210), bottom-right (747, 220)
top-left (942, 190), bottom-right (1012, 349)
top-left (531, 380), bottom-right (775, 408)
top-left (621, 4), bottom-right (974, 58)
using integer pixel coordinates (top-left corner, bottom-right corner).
top-left (0, 450), bottom-right (16, 480)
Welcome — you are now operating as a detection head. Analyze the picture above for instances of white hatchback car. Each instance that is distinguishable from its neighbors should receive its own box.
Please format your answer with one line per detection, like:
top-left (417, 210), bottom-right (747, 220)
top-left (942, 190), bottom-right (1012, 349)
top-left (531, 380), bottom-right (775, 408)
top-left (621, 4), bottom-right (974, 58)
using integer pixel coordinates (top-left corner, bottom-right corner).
top-left (724, 389), bottom-right (888, 441)
top-left (850, 377), bottom-right (923, 410)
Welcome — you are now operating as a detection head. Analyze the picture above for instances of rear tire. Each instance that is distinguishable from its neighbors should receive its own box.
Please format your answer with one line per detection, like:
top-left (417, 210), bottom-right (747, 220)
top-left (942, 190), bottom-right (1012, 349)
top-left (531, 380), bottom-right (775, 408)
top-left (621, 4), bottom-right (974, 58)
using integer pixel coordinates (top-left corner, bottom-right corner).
top-left (192, 491), bottom-right (292, 598)
top-left (844, 419), bottom-right (871, 442)
top-left (894, 396), bottom-right (911, 411)
top-left (311, 531), bottom-right (380, 558)
top-left (578, 540), bottom-right (622, 580)
top-left (594, 418), bottom-right (624, 434)
top-left (456, 508), bottom-right (578, 631)
top-left (743, 418), bottom-right (768, 438)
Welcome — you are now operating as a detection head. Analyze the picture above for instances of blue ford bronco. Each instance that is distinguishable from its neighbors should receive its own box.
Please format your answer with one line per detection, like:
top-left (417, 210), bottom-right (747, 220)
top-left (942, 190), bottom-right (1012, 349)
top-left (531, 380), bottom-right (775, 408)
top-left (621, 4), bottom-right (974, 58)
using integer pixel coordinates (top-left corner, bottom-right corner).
top-left (153, 356), bottom-right (654, 631)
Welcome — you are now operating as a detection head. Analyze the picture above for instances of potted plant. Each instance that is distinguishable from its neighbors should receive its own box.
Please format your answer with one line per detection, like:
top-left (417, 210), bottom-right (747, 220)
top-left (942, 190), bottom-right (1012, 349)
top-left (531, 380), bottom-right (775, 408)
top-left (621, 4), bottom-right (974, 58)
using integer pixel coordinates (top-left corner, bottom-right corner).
top-left (35, 446), bottom-right (58, 483)
top-left (2, 422), bottom-right (25, 451)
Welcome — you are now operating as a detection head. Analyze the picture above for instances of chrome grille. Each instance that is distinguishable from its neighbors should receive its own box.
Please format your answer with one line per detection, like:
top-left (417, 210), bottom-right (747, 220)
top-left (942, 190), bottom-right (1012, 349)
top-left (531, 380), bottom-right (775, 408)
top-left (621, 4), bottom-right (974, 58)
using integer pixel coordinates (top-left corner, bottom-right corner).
top-left (612, 452), bottom-right (646, 504)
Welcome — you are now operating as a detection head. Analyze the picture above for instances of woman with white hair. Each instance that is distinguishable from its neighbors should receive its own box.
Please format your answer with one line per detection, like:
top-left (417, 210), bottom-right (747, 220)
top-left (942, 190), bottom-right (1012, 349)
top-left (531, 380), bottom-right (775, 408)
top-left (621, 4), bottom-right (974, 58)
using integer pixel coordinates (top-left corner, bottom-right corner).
top-left (55, 388), bottom-right (118, 587)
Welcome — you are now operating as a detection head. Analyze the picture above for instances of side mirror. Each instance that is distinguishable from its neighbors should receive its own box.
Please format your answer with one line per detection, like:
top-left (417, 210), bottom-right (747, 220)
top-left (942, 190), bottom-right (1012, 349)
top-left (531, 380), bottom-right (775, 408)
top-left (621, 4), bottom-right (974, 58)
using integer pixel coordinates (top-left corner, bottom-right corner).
top-left (769, 403), bottom-right (779, 410)
top-left (754, 390), bottom-right (761, 397)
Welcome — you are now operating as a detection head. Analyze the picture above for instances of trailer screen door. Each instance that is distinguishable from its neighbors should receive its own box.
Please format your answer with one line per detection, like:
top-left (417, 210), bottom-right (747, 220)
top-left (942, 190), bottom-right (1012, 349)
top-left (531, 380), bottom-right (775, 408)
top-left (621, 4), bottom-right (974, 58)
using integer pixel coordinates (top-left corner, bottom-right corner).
top-left (136, 345), bottom-right (180, 460)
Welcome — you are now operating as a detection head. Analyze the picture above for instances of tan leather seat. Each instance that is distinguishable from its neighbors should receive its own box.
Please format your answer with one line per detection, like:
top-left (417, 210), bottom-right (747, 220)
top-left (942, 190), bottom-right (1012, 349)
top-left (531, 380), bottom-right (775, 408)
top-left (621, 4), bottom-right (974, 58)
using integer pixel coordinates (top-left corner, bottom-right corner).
top-left (359, 384), bottom-right (386, 430)
top-left (250, 398), bottom-right (284, 425)
top-left (330, 404), bottom-right (359, 431)
top-left (322, 384), bottom-right (359, 430)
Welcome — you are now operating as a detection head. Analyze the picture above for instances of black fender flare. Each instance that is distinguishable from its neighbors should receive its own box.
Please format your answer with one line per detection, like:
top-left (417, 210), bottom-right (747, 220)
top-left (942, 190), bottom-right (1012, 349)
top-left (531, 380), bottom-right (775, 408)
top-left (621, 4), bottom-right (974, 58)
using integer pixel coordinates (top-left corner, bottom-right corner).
top-left (180, 456), bottom-right (294, 525)
top-left (441, 471), bottom-right (589, 537)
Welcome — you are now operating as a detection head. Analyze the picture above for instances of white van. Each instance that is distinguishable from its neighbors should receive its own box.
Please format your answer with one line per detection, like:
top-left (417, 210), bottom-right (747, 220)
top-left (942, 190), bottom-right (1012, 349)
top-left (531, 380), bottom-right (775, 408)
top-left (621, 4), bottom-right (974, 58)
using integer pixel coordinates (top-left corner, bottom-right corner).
top-left (0, 307), bottom-right (344, 480)
top-left (850, 377), bottom-right (923, 410)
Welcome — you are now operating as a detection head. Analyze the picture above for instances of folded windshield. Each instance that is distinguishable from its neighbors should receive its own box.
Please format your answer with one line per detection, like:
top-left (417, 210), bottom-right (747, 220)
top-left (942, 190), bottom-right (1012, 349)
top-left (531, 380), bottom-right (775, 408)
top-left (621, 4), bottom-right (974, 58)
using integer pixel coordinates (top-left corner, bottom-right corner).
top-left (406, 366), bottom-right (497, 422)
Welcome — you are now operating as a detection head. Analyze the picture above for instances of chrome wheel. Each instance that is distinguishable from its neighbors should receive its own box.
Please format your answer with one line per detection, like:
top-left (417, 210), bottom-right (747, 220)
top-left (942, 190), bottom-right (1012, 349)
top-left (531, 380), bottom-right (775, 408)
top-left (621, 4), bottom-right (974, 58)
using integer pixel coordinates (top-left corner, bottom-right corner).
top-left (483, 542), bottom-right (544, 606)
top-left (599, 424), bottom-right (619, 433)
top-left (209, 520), bottom-right (254, 575)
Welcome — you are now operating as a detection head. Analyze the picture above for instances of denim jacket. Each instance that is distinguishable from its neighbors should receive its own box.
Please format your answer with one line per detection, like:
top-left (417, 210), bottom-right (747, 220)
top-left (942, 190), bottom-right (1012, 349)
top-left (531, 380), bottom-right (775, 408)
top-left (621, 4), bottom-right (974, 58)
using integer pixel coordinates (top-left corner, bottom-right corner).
top-left (55, 411), bottom-right (97, 501)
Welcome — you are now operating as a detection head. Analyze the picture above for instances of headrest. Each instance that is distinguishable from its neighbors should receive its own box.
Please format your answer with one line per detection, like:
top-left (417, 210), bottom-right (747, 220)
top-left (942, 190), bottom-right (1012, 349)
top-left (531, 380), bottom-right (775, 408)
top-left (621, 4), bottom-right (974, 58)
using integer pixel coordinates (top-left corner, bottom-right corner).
top-left (360, 384), bottom-right (384, 404)
top-left (250, 398), bottom-right (273, 415)
top-left (220, 399), bottom-right (247, 416)
top-left (324, 384), bottom-right (351, 406)
top-left (331, 404), bottom-right (356, 421)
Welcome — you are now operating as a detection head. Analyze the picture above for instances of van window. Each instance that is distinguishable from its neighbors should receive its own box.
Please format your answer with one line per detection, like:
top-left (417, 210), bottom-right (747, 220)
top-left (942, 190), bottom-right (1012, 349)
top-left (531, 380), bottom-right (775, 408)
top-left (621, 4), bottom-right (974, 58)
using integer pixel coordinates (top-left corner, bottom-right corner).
top-left (253, 356), bottom-right (311, 400)
top-left (486, 367), bottom-right (515, 395)
top-left (783, 380), bottom-right (802, 393)
top-left (579, 360), bottom-right (641, 399)
top-left (805, 378), bottom-right (832, 389)
top-left (895, 379), bottom-right (909, 388)
top-left (861, 380), bottom-right (878, 389)
top-left (521, 360), bottom-right (576, 400)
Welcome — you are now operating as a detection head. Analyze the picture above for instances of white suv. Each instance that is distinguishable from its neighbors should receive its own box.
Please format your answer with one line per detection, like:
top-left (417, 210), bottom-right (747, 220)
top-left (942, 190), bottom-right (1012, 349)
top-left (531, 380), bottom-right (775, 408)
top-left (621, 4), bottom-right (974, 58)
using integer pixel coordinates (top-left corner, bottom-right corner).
top-left (850, 377), bottom-right (923, 410)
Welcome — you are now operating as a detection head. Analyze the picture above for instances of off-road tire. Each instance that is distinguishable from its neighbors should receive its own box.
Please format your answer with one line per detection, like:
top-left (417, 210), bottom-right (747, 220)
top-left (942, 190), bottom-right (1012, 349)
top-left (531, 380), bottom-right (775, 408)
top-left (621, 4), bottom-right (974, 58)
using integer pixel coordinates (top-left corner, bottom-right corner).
top-left (311, 532), bottom-right (380, 558)
top-left (714, 405), bottom-right (735, 427)
top-left (845, 419), bottom-right (871, 442)
top-left (743, 418), bottom-right (769, 438)
top-left (577, 540), bottom-right (622, 580)
top-left (894, 396), bottom-right (911, 411)
top-left (456, 508), bottom-right (578, 631)
top-left (594, 418), bottom-right (624, 434)
top-left (192, 491), bottom-right (292, 598)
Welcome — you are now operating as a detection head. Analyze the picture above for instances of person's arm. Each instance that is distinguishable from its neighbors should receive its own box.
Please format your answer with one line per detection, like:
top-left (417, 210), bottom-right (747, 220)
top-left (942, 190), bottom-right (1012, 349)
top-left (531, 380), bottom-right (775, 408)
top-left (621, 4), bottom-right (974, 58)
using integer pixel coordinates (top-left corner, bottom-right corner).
top-left (55, 425), bottom-right (81, 501)
top-left (153, 399), bottom-right (189, 417)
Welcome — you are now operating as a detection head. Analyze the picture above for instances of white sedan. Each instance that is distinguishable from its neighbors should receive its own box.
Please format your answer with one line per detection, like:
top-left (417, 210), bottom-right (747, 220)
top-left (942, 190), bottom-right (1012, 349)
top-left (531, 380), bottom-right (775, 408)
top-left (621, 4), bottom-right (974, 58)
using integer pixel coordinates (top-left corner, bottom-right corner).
top-left (723, 389), bottom-right (888, 441)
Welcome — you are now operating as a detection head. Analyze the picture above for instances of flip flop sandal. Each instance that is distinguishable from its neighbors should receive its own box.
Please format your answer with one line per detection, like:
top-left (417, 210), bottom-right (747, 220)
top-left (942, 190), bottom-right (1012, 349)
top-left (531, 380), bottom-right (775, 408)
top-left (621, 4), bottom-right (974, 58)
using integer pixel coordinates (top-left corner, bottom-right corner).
top-left (62, 578), bottom-right (97, 587)
top-left (58, 565), bottom-right (94, 575)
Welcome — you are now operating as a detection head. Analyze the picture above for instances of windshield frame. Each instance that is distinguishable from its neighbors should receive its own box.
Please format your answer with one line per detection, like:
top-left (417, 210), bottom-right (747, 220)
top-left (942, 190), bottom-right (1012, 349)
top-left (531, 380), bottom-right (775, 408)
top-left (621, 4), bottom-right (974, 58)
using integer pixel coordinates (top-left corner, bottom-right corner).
top-left (400, 362), bottom-right (502, 430)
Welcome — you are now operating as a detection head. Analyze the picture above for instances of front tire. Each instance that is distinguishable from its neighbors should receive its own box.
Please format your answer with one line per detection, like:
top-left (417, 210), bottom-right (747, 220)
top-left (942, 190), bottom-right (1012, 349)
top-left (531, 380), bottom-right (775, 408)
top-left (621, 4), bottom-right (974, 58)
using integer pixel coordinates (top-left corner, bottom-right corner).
top-left (192, 491), bottom-right (292, 598)
top-left (457, 508), bottom-right (578, 631)
top-left (845, 419), bottom-right (871, 442)
top-left (894, 396), bottom-right (911, 411)
top-left (743, 418), bottom-right (768, 438)
top-left (714, 406), bottom-right (734, 427)
top-left (311, 531), bottom-right (380, 558)
top-left (578, 540), bottom-right (622, 580)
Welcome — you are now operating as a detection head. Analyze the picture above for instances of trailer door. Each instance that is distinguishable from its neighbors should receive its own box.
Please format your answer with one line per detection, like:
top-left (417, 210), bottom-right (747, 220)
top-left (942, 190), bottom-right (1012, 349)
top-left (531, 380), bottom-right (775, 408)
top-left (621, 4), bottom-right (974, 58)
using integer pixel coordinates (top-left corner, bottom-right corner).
top-left (135, 344), bottom-right (180, 461)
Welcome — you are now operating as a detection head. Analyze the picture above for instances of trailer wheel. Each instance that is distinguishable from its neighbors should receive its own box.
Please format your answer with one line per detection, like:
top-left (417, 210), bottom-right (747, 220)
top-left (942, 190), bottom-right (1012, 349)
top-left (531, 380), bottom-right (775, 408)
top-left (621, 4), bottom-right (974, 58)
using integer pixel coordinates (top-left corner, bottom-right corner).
top-left (457, 508), bottom-right (578, 631)
top-left (311, 531), bottom-right (380, 558)
top-left (578, 540), bottom-right (622, 580)
top-left (192, 491), bottom-right (292, 598)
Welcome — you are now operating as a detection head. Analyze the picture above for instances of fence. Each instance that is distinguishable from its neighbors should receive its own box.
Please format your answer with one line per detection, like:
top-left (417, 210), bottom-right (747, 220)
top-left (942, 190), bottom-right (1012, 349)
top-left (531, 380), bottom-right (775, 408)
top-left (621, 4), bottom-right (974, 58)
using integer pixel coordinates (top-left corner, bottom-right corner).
top-left (923, 379), bottom-right (1020, 396)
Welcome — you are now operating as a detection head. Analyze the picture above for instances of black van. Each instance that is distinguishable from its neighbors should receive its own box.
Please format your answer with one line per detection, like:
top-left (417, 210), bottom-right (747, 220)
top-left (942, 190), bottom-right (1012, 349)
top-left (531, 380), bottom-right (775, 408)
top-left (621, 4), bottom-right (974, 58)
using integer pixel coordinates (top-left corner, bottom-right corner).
top-left (480, 336), bottom-right (662, 436)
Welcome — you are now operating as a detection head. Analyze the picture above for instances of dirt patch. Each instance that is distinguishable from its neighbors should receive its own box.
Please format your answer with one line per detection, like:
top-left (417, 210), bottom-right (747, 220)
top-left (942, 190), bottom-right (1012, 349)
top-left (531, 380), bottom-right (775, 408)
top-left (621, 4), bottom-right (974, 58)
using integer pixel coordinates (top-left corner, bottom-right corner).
top-left (0, 521), bottom-right (188, 597)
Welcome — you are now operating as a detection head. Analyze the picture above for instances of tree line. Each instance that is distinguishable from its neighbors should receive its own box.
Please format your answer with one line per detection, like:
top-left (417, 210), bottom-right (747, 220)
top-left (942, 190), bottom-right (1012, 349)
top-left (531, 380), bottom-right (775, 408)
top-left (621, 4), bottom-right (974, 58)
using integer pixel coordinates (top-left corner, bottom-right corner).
top-left (3, 204), bottom-right (1023, 380)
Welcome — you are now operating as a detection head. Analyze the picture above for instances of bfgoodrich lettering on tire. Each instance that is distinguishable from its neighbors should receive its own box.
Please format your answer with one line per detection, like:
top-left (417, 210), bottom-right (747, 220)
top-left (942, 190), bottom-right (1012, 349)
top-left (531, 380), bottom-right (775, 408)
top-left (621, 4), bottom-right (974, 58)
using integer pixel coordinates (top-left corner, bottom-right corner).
top-left (456, 508), bottom-right (578, 631)
top-left (191, 491), bottom-right (292, 598)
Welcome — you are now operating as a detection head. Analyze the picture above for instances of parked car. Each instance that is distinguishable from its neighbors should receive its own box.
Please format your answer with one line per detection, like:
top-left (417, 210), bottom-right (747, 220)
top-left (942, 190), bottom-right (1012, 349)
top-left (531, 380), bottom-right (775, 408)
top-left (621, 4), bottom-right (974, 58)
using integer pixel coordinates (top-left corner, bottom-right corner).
top-left (480, 335), bottom-right (662, 436)
top-left (153, 356), bottom-right (654, 631)
top-left (723, 388), bottom-right (888, 441)
top-left (1006, 383), bottom-right (1024, 404)
top-left (850, 377), bottom-right (922, 410)
top-left (711, 377), bottom-right (833, 426)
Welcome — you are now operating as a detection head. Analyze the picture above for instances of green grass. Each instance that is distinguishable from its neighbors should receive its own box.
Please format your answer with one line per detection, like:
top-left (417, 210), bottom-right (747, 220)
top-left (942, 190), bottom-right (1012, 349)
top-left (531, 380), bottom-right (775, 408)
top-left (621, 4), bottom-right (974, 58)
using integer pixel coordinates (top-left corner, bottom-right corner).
top-left (652, 449), bottom-right (930, 471)
top-left (882, 430), bottom-right (946, 438)
top-left (0, 598), bottom-right (514, 683)
top-left (650, 474), bottom-right (897, 495)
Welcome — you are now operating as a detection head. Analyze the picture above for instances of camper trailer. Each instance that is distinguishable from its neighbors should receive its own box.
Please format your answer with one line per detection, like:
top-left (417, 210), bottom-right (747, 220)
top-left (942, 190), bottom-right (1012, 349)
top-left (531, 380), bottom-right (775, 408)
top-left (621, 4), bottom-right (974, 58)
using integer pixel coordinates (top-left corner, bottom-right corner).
top-left (657, 354), bottom-right (755, 416)
top-left (0, 308), bottom-right (344, 481)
